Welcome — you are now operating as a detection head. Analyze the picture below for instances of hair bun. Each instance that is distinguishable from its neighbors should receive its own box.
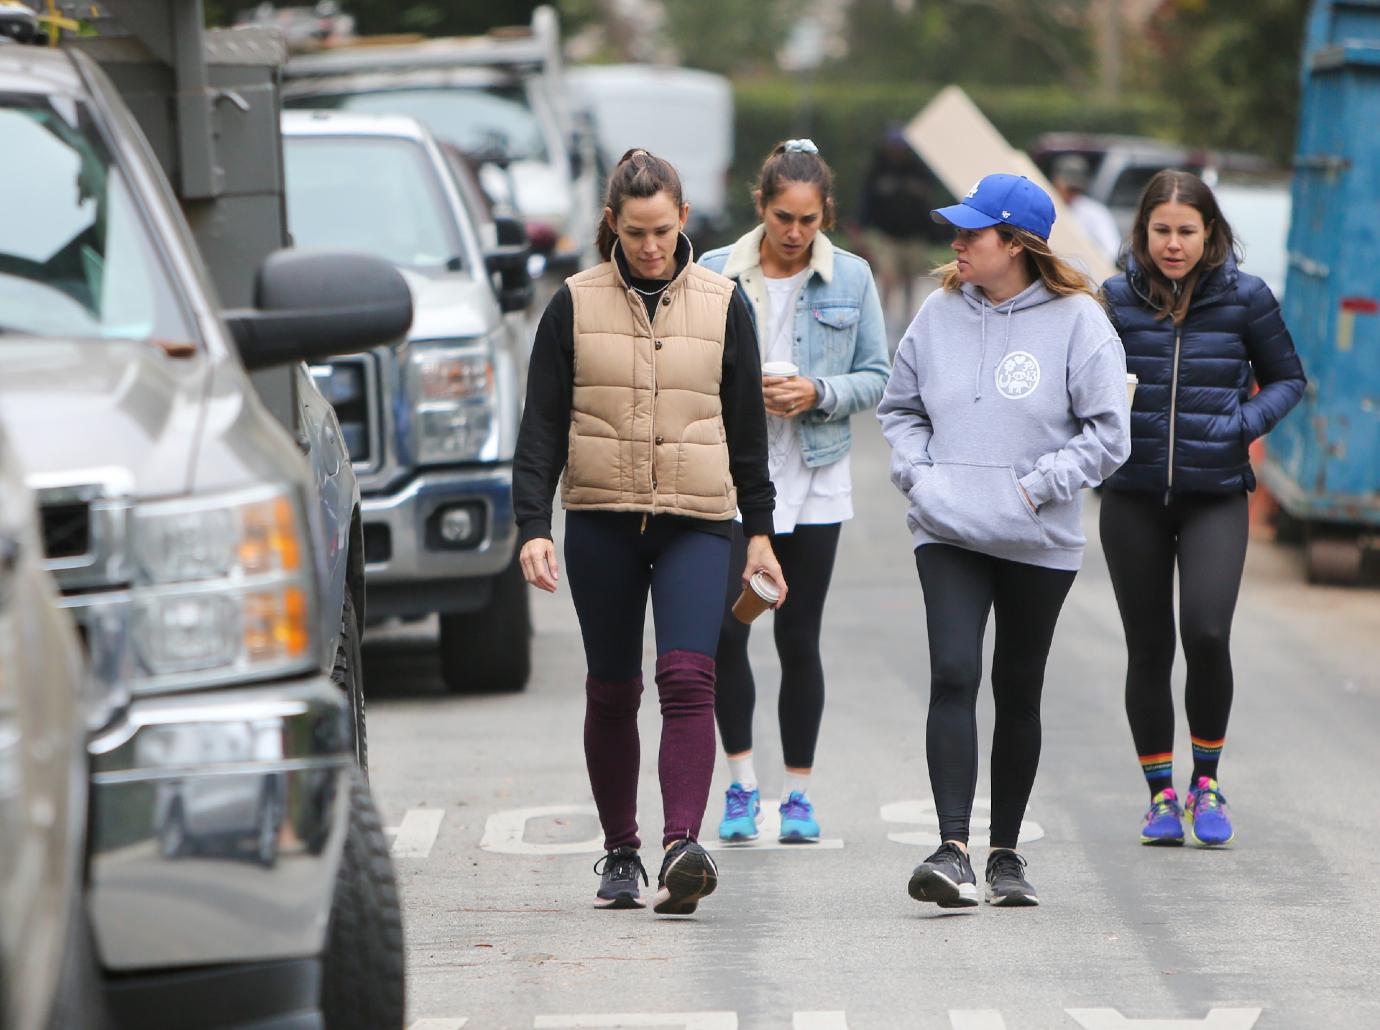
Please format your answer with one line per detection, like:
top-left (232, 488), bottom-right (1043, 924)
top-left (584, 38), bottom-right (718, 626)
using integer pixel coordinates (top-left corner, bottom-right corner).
top-left (784, 139), bottom-right (819, 155)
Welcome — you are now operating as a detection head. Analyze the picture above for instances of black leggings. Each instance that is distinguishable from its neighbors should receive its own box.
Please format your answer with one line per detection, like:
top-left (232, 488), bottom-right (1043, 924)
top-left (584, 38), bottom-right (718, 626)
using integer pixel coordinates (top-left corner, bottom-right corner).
top-left (915, 543), bottom-right (1076, 849)
top-left (715, 522), bottom-right (841, 769)
top-left (1099, 489), bottom-right (1249, 788)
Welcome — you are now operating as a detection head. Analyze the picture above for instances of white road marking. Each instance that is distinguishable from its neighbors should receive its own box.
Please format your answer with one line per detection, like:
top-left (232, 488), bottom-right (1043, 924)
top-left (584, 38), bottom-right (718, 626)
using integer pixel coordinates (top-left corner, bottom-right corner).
top-left (881, 798), bottom-right (1044, 847)
top-left (480, 805), bottom-right (605, 855)
top-left (479, 804), bottom-right (843, 855)
top-left (406, 1021), bottom-right (468, 1030)
top-left (950, 1012), bottom-right (1008, 1030)
top-left (390, 808), bottom-right (445, 858)
top-left (794, 1013), bottom-right (849, 1029)
top-left (534, 1014), bottom-right (738, 1029)
top-left (1066, 1009), bottom-right (1263, 1029)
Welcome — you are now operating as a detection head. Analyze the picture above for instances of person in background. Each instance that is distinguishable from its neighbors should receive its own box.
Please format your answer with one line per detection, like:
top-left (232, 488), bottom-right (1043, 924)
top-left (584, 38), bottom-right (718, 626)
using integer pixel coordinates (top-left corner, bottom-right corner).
top-left (700, 139), bottom-right (889, 847)
top-left (513, 148), bottom-right (787, 914)
top-left (858, 125), bottom-right (951, 334)
top-left (1099, 168), bottom-right (1304, 849)
top-left (879, 173), bottom-right (1130, 908)
top-left (1051, 154), bottom-right (1123, 265)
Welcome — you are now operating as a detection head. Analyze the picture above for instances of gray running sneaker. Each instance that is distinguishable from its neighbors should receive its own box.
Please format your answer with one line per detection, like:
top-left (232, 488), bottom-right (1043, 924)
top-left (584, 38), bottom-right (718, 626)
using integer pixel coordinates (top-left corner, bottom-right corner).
top-left (594, 846), bottom-right (648, 909)
top-left (653, 839), bottom-right (718, 915)
top-left (985, 849), bottom-right (1039, 907)
top-left (908, 842), bottom-right (979, 908)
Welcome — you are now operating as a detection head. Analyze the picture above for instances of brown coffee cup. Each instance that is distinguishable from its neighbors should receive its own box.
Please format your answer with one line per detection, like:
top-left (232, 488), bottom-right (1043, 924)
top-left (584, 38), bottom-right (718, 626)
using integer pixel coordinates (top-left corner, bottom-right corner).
top-left (731, 570), bottom-right (781, 624)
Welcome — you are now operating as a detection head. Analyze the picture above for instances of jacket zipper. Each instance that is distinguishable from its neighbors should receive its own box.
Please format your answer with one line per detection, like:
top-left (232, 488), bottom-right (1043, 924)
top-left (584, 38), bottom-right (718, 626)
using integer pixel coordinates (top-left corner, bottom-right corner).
top-left (644, 291), bottom-right (661, 533)
top-left (1165, 327), bottom-right (1182, 505)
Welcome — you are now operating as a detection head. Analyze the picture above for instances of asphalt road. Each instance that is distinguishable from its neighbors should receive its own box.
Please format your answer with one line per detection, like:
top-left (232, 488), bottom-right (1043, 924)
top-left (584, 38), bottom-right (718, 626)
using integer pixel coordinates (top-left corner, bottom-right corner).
top-left (363, 418), bottom-right (1380, 1030)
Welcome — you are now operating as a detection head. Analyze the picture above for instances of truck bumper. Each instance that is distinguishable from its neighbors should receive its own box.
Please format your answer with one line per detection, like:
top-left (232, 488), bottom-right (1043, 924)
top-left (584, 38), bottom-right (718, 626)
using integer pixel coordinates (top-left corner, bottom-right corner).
top-left (86, 678), bottom-right (353, 972)
top-left (360, 465), bottom-right (517, 618)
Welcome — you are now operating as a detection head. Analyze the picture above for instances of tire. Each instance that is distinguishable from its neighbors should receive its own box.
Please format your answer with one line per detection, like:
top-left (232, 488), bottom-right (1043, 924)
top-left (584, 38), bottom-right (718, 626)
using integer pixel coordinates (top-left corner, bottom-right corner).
top-left (332, 590), bottom-right (368, 776)
top-left (439, 551), bottom-right (531, 693)
top-left (320, 775), bottom-right (405, 1030)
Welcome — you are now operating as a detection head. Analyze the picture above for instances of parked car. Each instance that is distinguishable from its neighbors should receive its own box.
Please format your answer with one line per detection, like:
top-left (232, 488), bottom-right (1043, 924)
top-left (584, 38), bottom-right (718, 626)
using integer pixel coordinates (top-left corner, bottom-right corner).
top-left (0, 426), bottom-right (89, 1030)
top-left (282, 5), bottom-right (600, 280)
top-left (1029, 132), bottom-right (1276, 237)
top-left (283, 109), bottom-right (534, 692)
top-left (0, 35), bottom-right (407, 1028)
top-left (566, 63), bottom-right (734, 245)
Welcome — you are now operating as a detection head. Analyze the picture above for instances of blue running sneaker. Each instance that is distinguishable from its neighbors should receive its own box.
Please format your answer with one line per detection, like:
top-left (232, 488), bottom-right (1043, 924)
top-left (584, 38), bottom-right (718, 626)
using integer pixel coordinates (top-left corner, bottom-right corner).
top-left (1140, 787), bottom-right (1185, 846)
top-left (1185, 776), bottom-right (1235, 846)
top-left (778, 791), bottom-right (820, 843)
top-left (717, 782), bottom-right (762, 842)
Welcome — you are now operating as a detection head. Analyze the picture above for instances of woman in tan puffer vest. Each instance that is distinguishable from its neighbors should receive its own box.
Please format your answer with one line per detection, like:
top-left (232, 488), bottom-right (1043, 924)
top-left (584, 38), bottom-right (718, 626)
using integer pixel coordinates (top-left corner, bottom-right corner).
top-left (513, 149), bottom-right (786, 916)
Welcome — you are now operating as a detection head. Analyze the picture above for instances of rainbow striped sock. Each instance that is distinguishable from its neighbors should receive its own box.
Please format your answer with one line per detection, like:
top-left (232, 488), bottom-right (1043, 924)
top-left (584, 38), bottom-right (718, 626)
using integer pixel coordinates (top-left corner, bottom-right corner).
top-left (1138, 752), bottom-right (1174, 795)
top-left (1191, 736), bottom-right (1225, 781)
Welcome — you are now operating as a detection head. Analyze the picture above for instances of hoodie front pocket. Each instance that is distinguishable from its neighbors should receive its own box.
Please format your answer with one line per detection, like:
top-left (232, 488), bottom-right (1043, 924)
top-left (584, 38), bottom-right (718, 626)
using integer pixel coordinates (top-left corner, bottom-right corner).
top-left (909, 460), bottom-right (1048, 551)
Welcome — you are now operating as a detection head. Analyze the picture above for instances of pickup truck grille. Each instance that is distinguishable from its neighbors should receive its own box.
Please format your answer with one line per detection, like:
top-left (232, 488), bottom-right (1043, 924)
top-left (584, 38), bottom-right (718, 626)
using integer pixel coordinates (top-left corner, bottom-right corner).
top-left (311, 355), bottom-right (379, 470)
top-left (40, 501), bottom-right (91, 559)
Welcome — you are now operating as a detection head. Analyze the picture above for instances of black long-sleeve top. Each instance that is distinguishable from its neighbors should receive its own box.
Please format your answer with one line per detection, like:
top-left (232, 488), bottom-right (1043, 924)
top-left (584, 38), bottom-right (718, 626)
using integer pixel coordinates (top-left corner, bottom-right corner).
top-left (513, 241), bottom-right (775, 546)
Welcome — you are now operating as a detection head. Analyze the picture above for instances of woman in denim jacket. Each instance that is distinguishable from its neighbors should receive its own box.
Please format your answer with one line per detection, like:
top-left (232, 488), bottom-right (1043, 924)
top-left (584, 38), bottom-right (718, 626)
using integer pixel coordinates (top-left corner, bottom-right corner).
top-left (699, 140), bottom-right (890, 844)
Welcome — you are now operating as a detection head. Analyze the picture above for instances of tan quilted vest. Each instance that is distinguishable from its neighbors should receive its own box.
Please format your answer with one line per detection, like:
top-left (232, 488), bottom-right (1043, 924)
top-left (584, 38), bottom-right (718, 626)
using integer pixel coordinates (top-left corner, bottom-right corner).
top-left (561, 258), bottom-right (737, 519)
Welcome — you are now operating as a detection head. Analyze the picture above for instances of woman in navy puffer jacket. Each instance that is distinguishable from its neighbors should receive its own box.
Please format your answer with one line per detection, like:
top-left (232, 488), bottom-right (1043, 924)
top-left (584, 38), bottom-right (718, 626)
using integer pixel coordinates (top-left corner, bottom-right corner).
top-left (1099, 169), bottom-right (1304, 850)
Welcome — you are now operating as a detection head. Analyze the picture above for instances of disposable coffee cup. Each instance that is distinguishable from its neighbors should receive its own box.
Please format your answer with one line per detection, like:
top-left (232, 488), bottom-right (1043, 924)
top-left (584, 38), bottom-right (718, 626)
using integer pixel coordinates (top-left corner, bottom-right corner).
top-left (761, 360), bottom-right (799, 378)
top-left (732, 570), bottom-right (781, 624)
top-left (1126, 372), bottom-right (1139, 407)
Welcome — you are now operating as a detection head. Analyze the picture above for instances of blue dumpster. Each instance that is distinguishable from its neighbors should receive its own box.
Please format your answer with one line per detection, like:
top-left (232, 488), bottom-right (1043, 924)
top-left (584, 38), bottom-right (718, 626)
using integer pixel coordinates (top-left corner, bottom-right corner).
top-left (1261, 0), bottom-right (1380, 581)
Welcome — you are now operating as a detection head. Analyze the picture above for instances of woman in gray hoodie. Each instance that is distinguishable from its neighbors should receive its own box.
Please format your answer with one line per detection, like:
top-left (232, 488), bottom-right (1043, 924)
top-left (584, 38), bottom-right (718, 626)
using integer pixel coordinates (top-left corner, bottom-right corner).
top-left (878, 173), bottom-right (1130, 909)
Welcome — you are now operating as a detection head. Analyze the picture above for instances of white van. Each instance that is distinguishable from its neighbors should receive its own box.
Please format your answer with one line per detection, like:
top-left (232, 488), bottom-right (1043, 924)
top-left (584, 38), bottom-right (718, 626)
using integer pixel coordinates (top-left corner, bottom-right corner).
top-left (567, 63), bottom-right (734, 241)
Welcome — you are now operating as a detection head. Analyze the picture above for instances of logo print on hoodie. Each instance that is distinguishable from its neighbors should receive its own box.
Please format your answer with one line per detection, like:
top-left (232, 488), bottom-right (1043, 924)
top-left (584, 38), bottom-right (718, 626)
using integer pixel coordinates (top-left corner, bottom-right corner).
top-left (996, 351), bottom-right (1041, 400)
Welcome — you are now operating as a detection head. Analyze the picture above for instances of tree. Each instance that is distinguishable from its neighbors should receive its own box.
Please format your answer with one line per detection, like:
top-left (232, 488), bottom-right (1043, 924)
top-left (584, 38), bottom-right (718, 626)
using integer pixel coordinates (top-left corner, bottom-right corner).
top-left (1139, 0), bottom-right (1310, 164)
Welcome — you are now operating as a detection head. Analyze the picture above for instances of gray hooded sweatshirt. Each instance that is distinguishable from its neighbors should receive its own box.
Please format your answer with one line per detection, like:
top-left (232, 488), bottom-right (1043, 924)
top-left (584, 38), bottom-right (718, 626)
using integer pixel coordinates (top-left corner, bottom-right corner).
top-left (877, 279), bottom-right (1130, 571)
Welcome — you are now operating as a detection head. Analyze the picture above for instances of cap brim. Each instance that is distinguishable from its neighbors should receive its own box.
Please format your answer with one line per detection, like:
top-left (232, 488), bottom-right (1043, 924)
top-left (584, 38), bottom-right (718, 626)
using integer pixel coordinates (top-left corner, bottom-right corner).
top-left (931, 204), bottom-right (1000, 230)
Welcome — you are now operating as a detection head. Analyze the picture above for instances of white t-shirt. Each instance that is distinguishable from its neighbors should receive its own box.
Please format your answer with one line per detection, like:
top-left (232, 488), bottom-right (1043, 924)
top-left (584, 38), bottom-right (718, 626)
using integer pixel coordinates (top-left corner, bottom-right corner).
top-left (760, 268), bottom-right (853, 535)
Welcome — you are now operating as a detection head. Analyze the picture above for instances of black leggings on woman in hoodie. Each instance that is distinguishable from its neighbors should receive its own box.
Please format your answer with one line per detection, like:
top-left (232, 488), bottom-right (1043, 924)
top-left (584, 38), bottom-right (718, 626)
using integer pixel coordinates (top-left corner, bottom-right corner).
top-left (915, 543), bottom-right (1076, 850)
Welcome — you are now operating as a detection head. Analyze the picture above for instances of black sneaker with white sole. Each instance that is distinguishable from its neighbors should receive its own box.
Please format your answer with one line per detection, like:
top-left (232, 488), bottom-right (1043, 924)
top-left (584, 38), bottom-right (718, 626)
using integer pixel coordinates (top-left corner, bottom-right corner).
top-left (985, 849), bottom-right (1039, 907)
top-left (593, 846), bottom-right (648, 909)
top-left (908, 842), bottom-right (979, 908)
top-left (653, 839), bottom-right (718, 915)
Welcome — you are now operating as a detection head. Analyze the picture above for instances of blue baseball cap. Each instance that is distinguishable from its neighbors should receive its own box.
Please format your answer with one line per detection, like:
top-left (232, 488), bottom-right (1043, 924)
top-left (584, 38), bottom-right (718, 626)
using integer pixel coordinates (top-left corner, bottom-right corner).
top-left (931, 173), bottom-right (1056, 240)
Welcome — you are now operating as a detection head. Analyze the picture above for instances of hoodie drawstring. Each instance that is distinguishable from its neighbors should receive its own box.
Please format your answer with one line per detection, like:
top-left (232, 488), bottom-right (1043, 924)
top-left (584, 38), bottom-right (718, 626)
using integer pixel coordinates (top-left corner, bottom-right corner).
top-left (974, 297), bottom-right (1019, 402)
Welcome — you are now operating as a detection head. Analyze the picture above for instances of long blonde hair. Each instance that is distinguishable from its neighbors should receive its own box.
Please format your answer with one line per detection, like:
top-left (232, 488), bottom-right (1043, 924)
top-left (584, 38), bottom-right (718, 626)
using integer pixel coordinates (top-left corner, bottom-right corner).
top-left (936, 227), bottom-right (1099, 302)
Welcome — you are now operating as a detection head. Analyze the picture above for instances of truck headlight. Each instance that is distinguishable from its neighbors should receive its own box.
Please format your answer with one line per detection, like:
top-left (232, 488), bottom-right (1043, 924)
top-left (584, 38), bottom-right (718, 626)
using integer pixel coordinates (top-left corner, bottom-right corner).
top-left (407, 340), bottom-right (499, 464)
top-left (129, 488), bottom-right (315, 683)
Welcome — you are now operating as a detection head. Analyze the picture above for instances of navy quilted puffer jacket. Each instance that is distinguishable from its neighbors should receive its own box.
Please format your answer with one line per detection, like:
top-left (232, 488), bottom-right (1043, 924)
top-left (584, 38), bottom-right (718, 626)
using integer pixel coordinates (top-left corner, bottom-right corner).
top-left (1101, 255), bottom-right (1305, 497)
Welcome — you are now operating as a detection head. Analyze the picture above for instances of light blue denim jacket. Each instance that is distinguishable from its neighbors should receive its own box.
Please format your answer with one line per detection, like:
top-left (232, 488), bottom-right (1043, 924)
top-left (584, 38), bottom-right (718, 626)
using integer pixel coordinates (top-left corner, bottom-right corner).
top-left (700, 227), bottom-right (890, 467)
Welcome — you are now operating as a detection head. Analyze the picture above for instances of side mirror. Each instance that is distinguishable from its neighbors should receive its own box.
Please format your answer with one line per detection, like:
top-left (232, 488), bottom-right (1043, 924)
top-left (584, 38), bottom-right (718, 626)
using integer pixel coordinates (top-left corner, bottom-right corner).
top-left (487, 216), bottom-right (533, 314)
top-left (225, 249), bottom-right (413, 370)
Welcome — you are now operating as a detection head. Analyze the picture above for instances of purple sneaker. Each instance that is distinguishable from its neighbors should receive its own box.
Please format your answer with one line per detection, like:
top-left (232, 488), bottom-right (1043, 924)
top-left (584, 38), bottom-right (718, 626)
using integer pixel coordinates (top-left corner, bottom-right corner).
top-left (1185, 776), bottom-right (1235, 847)
top-left (1140, 788), bottom-right (1184, 846)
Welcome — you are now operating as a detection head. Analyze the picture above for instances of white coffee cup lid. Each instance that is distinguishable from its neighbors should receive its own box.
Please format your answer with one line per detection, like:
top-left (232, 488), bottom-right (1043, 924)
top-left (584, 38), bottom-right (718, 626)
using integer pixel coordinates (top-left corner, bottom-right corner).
top-left (749, 570), bottom-right (781, 603)
top-left (1126, 372), bottom-right (1139, 383)
top-left (762, 361), bottom-right (799, 377)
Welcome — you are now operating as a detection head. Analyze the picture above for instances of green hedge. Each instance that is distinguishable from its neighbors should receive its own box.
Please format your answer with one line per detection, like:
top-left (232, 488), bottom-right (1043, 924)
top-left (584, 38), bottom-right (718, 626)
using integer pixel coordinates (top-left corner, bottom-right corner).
top-left (722, 76), bottom-right (1175, 241)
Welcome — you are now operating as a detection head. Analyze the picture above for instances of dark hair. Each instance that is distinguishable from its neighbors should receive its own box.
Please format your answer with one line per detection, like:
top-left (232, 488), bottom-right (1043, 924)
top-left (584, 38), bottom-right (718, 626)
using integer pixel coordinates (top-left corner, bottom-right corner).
top-left (754, 141), bottom-right (836, 230)
top-left (937, 226), bottom-right (1099, 302)
top-left (596, 148), bottom-right (684, 261)
top-left (1129, 169), bottom-right (1237, 323)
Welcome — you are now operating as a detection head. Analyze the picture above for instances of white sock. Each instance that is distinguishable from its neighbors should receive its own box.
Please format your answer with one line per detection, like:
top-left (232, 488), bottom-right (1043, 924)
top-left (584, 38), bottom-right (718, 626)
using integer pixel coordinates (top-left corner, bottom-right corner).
top-left (727, 754), bottom-right (758, 791)
top-left (780, 771), bottom-right (811, 803)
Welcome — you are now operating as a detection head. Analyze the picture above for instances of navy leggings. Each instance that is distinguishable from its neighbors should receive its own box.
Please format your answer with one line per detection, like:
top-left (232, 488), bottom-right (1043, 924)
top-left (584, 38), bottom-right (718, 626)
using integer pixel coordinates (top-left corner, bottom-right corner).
top-left (564, 512), bottom-right (730, 849)
top-left (564, 512), bottom-right (730, 677)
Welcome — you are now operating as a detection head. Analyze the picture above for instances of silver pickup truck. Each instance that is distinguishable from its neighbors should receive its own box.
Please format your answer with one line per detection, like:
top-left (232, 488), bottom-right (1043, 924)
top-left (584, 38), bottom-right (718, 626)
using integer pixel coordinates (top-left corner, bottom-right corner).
top-left (284, 109), bottom-right (535, 693)
top-left (1, 26), bottom-right (410, 1029)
